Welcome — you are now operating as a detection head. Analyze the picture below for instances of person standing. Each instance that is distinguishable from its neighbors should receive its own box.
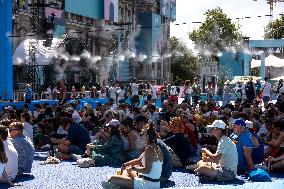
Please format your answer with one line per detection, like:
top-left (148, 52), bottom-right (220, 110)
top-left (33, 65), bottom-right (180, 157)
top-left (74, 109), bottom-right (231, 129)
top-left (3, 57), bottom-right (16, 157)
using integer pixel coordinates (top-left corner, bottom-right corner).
top-left (59, 79), bottom-right (68, 107)
top-left (255, 79), bottom-right (261, 100)
top-left (217, 83), bottom-right (224, 104)
top-left (109, 83), bottom-right (117, 102)
top-left (81, 86), bottom-right (86, 98)
top-left (245, 77), bottom-right (256, 103)
top-left (223, 81), bottom-right (231, 106)
top-left (25, 84), bottom-right (33, 104)
top-left (261, 77), bottom-right (272, 109)
top-left (192, 77), bottom-right (201, 107)
top-left (46, 86), bottom-right (52, 100)
top-left (117, 85), bottom-right (126, 104)
top-left (183, 80), bottom-right (192, 105)
top-left (151, 81), bottom-right (158, 104)
top-left (276, 79), bottom-right (284, 99)
top-left (52, 86), bottom-right (58, 100)
top-left (71, 86), bottom-right (77, 99)
top-left (131, 79), bottom-right (140, 107)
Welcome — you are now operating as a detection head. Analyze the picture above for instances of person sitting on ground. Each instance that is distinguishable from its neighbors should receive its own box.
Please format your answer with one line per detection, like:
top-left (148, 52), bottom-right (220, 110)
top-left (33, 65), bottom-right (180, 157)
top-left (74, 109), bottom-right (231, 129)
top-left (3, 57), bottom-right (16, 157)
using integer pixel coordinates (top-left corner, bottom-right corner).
top-left (120, 117), bottom-right (144, 160)
top-left (53, 112), bottom-right (90, 157)
top-left (181, 113), bottom-right (198, 155)
top-left (104, 123), bottom-right (163, 189)
top-left (33, 122), bottom-right (47, 149)
top-left (20, 112), bottom-right (33, 142)
top-left (158, 113), bottom-right (170, 139)
top-left (156, 139), bottom-right (172, 182)
top-left (192, 120), bottom-right (238, 182)
top-left (0, 139), bottom-right (20, 186)
top-left (0, 126), bottom-right (18, 183)
top-left (265, 153), bottom-right (284, 172)
top-left (232, 119), bottom-right (254, 174)
top-left (164, 117), bottom-right (191, 167)
top-left (245, 121), bottom-right (264, 165)
top-left (263, 117), bottom-right (284, 160)
top-left (78, 120), bottom-right (126, 167)
top-left (9, 122), bottom-right (34, 176)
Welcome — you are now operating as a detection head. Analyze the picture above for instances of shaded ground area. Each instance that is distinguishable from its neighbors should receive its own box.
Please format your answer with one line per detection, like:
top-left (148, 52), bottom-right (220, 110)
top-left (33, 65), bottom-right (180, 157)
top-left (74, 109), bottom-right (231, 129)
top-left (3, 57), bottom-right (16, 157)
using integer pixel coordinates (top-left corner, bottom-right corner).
top-left (0, 152), bottom-right (283, 189)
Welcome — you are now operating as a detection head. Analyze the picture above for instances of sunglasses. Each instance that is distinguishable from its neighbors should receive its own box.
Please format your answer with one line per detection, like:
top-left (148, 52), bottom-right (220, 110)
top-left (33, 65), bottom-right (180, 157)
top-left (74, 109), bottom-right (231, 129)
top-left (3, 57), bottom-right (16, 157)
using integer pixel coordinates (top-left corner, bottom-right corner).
top-left (8, 128), bottom-right (22, 132)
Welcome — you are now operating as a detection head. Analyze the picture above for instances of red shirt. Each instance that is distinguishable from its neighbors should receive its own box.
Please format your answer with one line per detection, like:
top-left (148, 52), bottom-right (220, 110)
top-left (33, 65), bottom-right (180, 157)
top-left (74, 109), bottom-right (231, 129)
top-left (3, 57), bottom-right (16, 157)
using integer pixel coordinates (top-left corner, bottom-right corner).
top-left (183, 123), bottom-right (198, 149)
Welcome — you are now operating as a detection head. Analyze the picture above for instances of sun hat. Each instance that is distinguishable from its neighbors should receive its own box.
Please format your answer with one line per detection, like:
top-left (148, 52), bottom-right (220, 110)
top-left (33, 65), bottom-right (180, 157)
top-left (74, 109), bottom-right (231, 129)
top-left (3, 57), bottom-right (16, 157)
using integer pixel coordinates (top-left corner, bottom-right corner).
top-left (207, 120), bottom-right (226, 130)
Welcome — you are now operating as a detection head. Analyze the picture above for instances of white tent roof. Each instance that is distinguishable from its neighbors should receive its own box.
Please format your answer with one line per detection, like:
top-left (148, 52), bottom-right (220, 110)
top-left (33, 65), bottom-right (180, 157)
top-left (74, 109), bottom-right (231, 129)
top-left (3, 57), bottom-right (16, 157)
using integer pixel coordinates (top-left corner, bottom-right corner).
top-left (271, 76), bottom-right (284, 81)
top-left (13, 38), bottom-right (63, 66)
top-left (251, 54), bottom-right (284, 68)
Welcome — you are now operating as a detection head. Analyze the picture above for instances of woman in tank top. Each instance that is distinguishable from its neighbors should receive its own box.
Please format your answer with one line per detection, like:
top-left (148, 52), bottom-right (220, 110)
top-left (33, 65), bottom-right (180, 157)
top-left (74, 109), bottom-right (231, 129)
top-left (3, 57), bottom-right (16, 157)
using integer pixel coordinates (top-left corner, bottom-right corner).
top-left (103, 123), bottom-right (163, 189)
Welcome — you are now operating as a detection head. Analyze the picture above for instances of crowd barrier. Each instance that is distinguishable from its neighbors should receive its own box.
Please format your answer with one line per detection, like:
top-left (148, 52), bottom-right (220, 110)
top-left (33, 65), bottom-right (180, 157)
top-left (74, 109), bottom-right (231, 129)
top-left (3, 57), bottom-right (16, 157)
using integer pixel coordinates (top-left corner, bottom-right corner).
top-left (0, 98), bottom-right (109, 112)
top-left (7, 91), bottom-right (279, 112)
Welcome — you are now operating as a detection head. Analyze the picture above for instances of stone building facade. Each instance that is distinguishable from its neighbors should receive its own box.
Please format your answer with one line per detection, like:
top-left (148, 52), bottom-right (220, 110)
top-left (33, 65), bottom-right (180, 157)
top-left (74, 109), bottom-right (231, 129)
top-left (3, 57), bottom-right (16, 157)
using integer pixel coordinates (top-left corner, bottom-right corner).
top-left (12, 0), bottom-right (174, 88)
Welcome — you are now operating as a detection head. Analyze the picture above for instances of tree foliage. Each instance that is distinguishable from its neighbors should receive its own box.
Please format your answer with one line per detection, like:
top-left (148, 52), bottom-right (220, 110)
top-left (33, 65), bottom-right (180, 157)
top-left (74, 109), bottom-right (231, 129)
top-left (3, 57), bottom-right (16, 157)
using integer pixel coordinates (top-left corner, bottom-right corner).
top-left (170, 37), bottom-right (199, 84)
top-left (265, 15), bottom-right (284, 39)
top-left (189, 7), bottom-right (243, 54)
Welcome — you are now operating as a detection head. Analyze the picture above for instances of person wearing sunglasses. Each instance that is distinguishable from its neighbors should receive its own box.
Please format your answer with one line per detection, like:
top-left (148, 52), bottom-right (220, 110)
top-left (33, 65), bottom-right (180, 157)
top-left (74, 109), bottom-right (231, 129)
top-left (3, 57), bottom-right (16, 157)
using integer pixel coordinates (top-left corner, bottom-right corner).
top-left (9, 122), bottom-right (34, 176)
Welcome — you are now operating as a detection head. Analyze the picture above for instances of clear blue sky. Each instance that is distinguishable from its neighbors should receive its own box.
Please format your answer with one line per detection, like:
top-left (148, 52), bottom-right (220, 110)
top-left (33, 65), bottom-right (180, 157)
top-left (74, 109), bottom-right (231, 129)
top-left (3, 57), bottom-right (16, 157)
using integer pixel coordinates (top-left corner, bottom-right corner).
top-left (170, 0), bottom-right (284, 49)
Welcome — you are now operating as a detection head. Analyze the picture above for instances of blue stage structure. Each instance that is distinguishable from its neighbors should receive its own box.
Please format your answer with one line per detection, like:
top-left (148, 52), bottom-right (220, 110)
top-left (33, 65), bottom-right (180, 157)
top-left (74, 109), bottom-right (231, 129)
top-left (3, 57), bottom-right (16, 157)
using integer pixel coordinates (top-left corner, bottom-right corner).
top-left (0, 0), bottom-right (13, 100)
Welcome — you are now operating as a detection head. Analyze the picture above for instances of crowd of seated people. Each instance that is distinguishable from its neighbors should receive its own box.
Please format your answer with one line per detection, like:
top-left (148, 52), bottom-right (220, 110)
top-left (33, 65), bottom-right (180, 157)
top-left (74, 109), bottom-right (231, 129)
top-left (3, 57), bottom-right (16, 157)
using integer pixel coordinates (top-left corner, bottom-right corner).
top-left (0, 80), bottom-right (283, 188)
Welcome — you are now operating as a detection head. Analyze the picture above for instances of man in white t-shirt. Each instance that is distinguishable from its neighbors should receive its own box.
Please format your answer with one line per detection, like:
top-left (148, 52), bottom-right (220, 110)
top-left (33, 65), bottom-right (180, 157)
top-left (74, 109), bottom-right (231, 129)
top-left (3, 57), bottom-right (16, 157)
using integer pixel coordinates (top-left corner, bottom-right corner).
top-left (117, 85), bottom-right (126, 103)
top-left (151, 81), bottom-right (157, 102)
top-left (261, 77), bottom-right (272, 108)
top-left (46, 86), bottom-right (52, 99)
top-left (109, 83), bottom-right (117, 102)
top-left (192, 120), bottom-right (238, 181)
top-left (0, 126), bottom-right (18, 182)
top-left (131, 79), bottom-right (140, 107)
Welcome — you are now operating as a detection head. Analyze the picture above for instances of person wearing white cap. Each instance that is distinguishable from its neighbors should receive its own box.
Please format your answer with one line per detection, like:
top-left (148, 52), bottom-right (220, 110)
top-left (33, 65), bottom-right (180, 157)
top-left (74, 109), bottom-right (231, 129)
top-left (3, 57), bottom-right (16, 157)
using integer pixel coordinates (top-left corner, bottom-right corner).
top-left (193, 120), bottom-right (238, 181)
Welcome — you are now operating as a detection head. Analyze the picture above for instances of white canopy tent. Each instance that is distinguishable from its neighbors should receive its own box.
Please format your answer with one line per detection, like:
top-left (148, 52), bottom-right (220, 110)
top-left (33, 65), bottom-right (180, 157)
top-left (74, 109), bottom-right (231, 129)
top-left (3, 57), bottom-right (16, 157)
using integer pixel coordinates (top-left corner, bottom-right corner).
top-left (271, 76), bottom-right (284, 81)
top-left (251, 54), bottom-right (284, 68)
top-left (13, 38), bottom-right (63, 66)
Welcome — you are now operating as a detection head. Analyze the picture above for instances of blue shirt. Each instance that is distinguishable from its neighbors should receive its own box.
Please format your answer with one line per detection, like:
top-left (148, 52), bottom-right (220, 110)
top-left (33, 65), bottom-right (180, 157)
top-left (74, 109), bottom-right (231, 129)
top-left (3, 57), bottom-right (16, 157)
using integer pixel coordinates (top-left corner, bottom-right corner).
top-left (25, 88), bottom-right (33, 100)
top-left (251, 132), bottom-right (265, 164)
top-left (12, 135), bottom-right (35, 174)
top-left (157, 139), bottom-right (172, 180)
top-left (67, 123), bottom-right (90, 151)
top-left (75, 104), bottom-right (83, 111)
top-left (236, 131), bottom-right (253, 172)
